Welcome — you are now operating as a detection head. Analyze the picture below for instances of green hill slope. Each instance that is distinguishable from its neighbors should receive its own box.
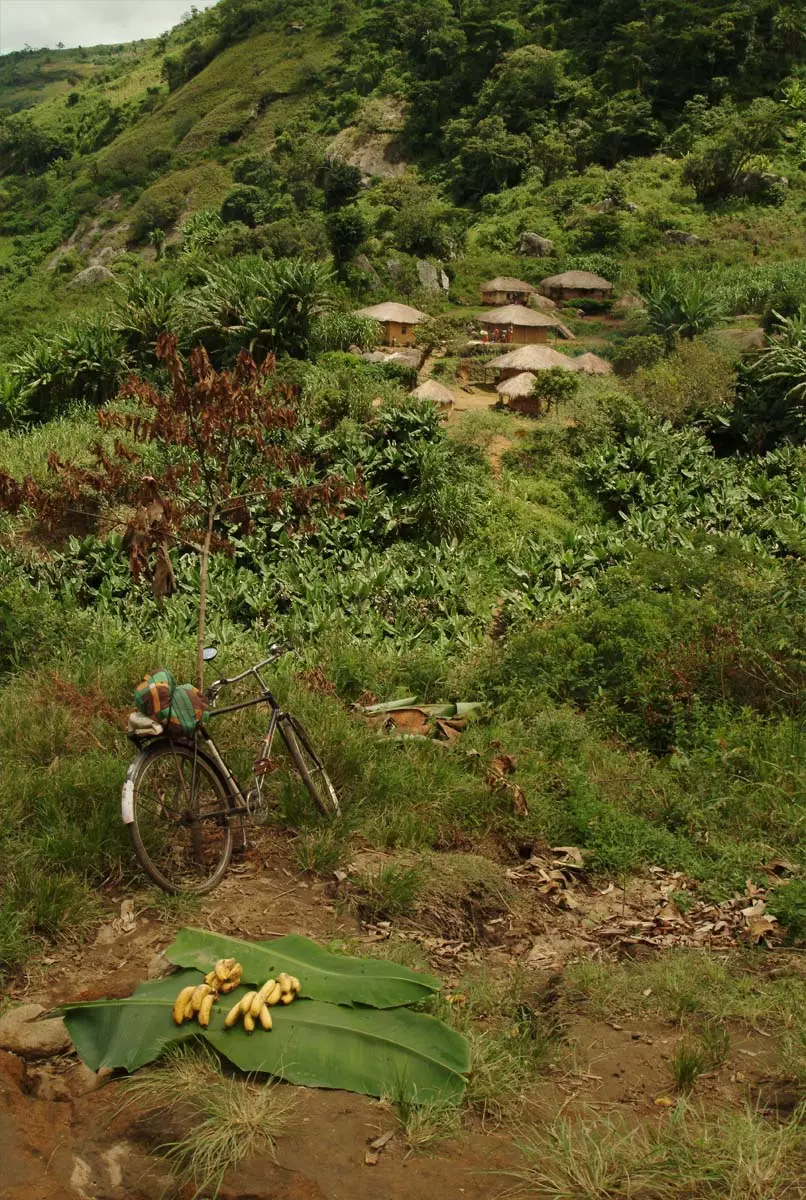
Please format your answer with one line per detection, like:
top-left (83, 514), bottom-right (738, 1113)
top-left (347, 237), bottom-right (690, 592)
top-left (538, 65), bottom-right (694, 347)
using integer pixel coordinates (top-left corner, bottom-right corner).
top-left (0, 0), bottom-right (805, 352)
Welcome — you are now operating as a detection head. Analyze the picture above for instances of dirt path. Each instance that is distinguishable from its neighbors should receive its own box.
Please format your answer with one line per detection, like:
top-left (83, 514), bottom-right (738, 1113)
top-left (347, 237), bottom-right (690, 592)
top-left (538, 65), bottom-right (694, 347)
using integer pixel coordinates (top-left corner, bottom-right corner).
top-left (1, 834), bottom-right (797, 1200)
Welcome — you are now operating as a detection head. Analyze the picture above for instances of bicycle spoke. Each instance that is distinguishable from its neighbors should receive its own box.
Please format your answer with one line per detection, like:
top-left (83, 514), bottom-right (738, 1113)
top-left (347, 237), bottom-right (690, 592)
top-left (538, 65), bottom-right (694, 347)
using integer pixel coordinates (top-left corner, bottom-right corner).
top-left (131, 745), bottom-right (232, 892)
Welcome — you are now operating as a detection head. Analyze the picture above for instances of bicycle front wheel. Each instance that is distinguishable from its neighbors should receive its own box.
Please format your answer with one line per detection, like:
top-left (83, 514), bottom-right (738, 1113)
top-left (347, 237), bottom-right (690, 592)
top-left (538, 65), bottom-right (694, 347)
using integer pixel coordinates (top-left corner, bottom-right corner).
top-left (126, 741), bottom-right (234, 894)
top-left (281, 717), bottom-right (341, 818)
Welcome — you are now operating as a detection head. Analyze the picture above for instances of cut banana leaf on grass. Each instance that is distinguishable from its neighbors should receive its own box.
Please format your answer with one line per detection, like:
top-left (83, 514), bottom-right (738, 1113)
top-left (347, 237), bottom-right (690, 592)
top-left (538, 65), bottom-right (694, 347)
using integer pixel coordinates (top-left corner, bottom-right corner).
top-left (207, 996), bottom-right (470, 1102)
top-left (59, 982), bottom-right (469, 1102)
top-left (60, 971), bottom-right (202, 1072)
top-left (165, 929), bottom-right (440, 1008)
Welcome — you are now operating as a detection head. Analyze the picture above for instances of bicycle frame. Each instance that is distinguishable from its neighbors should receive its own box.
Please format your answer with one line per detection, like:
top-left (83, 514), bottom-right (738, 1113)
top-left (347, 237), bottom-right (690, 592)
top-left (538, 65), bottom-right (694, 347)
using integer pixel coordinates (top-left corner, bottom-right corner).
top-left (188, 654), bottom-right (292, 821)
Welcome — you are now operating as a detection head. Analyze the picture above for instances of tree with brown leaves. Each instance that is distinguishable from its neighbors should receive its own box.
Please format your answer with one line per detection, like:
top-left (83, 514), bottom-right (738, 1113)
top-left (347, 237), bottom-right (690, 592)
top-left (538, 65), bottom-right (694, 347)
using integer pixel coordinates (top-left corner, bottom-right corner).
top-left (0, 334), bottom-right (360, 686)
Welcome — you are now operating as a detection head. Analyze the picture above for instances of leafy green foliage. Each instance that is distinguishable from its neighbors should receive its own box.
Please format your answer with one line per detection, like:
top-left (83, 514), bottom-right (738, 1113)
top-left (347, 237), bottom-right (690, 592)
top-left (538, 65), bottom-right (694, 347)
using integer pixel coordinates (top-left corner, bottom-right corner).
top-left (182, 257), bottom-right (338, 362)
top-left (738, 311), bottom-right (806, 447)
top-left (643, 274), bottom-right (724, 347)
top-left (9, 318), bottom-right (128, 423)
top-left (531, 368), bottom-right (580, 414)
top-left (165, 929), bottom-right (440, 1007)
top-left (60, 937), bottom-right (468, 1102)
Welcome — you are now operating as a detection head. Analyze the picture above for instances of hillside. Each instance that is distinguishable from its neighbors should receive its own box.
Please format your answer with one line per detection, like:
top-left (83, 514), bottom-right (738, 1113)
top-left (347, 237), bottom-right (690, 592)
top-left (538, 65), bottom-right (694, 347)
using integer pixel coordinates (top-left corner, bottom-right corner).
top-left (1, 2), bottom-right (806, 1197)
top-left (1, 0), bottom-right (806, 349)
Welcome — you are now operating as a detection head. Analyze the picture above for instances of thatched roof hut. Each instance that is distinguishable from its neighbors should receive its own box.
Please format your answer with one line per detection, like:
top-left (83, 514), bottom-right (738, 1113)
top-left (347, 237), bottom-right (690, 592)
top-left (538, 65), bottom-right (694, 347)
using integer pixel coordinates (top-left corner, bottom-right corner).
top-left (354, 302), bottom-right (426, 347)
top-left (481, 277), bottom-right (537, 305)
top-left (496, 372), bottom-right (536, 399)
top-left (410, 379), bottom-right (454, 406)
top-left (574, 352), bottom-right (613, 374)
top-left (487, 345), bottom-right (579, 378)
top-left (478, 304), bottom-right (559, 329)
top-left (477, 304), bottom-right (563, 345)
top-left (539, 271), bottom-right (613, 301)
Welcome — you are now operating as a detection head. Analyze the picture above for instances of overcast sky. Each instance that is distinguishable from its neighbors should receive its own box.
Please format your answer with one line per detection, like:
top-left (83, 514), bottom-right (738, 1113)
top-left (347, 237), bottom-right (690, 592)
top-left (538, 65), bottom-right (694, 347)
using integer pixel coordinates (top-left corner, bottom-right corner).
top-left (0, 0), bottom-right (220, 55)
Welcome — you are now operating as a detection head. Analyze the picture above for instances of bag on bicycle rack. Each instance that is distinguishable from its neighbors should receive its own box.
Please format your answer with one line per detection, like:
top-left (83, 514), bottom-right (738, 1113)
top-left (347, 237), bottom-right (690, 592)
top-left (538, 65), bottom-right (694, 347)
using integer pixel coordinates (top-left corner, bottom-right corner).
top-left (133, 668), bottom-right (208, 736)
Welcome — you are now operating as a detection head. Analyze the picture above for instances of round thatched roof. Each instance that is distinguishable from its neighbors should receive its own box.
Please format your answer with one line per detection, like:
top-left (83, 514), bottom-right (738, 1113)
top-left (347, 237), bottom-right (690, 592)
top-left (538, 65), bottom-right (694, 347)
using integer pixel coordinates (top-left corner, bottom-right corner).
top-left (487, 345), bottom-right (579, 372)
top-left (496, 372), bottom-right (537, 398)
top-left (410, 379), bottom-right (455, 406)
top-left (574, 352), bottom-right (613, 374)
top-left (355, 302), bottom-right (426, 324)
top-left (539, 270), bottom-right (613, 292)
top-left (481, 276), bottom-right (536, 293)
top-left (477, 304), bottom-right (559, 328)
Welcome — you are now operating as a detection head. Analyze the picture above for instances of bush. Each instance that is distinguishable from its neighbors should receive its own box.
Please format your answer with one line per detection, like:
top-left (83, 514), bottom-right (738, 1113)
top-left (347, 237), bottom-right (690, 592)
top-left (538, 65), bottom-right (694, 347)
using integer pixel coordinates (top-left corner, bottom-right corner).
top-left (221, 185), bottom-right (265, 228)
top-left (612, 334), bottom-right (665, 377)
top-left (642, 273), bottom-right (724, 348)
top-left (767, 880), bottom-right (806, 943)
top-left (10, 319), bottom-right (129, 423)
top-left (131, 193), bottom-right (183, 244)
top-left (627, 341), bottom-right (737, 425)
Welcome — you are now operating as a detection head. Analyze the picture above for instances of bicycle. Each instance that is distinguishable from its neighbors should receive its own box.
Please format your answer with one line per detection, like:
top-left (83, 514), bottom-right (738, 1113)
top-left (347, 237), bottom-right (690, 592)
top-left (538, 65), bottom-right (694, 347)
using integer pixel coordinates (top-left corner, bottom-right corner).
top-left (121, 644), bottom-right (340, 894)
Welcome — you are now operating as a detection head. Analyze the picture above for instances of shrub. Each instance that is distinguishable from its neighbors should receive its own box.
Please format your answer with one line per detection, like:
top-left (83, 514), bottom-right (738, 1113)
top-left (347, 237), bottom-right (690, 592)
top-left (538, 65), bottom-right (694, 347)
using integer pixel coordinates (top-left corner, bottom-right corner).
top-left (112, 273), bottom-right (183, 361)
top-left (10, 319), bottom-right (129, 423)
top-left (643, 274), bottom-right (724, 348)
top-left (531, 367), bottom-right (579, 413)
top-left (221, 185), bottom-right (265, 228)
top-left (612, 334), bottom-right (665, 376)
top-left (767, 880), bottom-right (806, 943)
top-left (736, 313), bottom-right (806, 448)
top-left (131, 193), bottom-right (183, 244)
top-left (627, 341), bottom-right (737, 425)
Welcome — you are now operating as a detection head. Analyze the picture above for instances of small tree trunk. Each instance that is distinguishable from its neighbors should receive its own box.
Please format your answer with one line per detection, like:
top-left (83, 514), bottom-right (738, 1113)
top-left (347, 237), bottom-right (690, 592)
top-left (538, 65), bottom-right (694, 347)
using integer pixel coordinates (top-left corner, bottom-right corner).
top-left (196, 505), bottom-right (215, 690)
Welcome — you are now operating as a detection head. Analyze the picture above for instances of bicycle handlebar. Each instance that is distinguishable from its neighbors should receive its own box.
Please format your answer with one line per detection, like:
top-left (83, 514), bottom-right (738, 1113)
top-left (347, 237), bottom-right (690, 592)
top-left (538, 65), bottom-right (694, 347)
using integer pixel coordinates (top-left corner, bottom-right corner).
top-left (208, 643), bottom-right (292, 695)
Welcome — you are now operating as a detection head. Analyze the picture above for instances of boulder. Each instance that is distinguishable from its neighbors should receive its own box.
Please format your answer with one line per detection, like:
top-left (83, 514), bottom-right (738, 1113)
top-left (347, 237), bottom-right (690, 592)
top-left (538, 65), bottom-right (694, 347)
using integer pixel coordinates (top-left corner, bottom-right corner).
top-left (733, 171), bottom-right (788, 198)
top-left (0, 1003), bottom-right (72, 1058)
top-left (90, 246), bottom-right (118, 266)
top-left (69, 265), bottom-right (115, 288)
top-left (416, 259), bottom-right (448, 293)
top-left (355, 253), bottom-right (382, 291)
top-left (518, 231), bottom-right (555, 257)
top-left (664, 229), bottom-right (704, 246)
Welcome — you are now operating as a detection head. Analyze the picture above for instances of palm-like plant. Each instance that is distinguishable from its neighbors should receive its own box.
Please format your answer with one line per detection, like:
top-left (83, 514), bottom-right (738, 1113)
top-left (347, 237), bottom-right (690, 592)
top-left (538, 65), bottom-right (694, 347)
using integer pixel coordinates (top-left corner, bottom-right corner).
top-left (642, 273), bottom-right (724, 348)
top-left (113, 274), bottom-right (183, 360)
top-left (11, 319), bottom-right (129, 423)
top-left (0, 369), bottom-right (26, 429)
top-left (743, 311), bottom-right (806, 445)
top-left (182, 257), bottom-right (336, 363)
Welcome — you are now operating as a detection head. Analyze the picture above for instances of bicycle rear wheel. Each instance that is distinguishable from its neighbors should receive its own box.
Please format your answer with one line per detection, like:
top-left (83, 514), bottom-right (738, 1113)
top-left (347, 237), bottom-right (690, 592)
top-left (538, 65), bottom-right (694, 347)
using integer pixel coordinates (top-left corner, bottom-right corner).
top-left (127, 740), bottom-right (233, 893)
top-left (281, 717), bottom-right (341, 818)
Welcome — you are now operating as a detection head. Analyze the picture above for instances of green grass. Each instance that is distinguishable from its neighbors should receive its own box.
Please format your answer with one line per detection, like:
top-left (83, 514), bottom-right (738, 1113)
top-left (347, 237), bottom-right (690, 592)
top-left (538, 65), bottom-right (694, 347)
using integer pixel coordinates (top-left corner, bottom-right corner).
top-left (505, 1103), bottom-right (806, 1199)
top-left (123, 1042), bottom-right (298, 1197)
top-left (563, 952), bottom-right (806, 1038)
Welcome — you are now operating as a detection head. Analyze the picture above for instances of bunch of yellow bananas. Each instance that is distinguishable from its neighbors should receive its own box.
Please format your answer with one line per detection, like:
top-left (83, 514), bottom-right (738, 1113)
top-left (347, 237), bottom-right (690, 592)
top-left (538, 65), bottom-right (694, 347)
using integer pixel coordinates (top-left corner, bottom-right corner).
top-left (224, 972), bottom-right (301, 1034)
top-left (172, 958), bottom-right (243, 1028)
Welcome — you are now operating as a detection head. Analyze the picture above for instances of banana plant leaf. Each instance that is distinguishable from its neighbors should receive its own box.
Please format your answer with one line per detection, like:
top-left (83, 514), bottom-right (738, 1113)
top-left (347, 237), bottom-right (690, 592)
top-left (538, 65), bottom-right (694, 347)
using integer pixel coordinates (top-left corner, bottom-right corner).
top-left (358, 696), bottom-right (420, 714)
top-left (60, 980), bottom-right (469, 1102)
top-left (206, 993), bottom-right (469, 1102)
top-left (61, 970), bottom-right (202, 1072)
top-left (165, 930), bottom-right (439, 1008)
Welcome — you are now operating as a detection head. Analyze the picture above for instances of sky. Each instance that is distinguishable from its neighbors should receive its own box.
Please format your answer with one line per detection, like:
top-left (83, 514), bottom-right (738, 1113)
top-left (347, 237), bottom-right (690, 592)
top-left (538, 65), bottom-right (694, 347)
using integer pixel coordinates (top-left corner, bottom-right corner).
top-left (0, 0), bottom-right (220, 55)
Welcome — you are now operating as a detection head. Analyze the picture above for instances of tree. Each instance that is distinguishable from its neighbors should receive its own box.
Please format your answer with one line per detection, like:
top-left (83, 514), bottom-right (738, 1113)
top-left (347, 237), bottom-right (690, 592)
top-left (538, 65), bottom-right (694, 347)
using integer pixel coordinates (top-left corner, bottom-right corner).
top-left (479, 44), bottom-right (568, 134)
top-left (221, 184), bottom-right (265, 227)
top-left (530, 367), bottom-right (579, 415)
top-left (0, 114), bottom-right (71, 174)
top-left (682, 98), bottom-right (783, 201)
top-left (319, 155), bottom-right (362, 210)
top-left (0, 335), bottom-right (358, 687)
top-left (327, 204), bottom-right (367, 270)
top-left (447, 115), bottom-right (532, 201)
